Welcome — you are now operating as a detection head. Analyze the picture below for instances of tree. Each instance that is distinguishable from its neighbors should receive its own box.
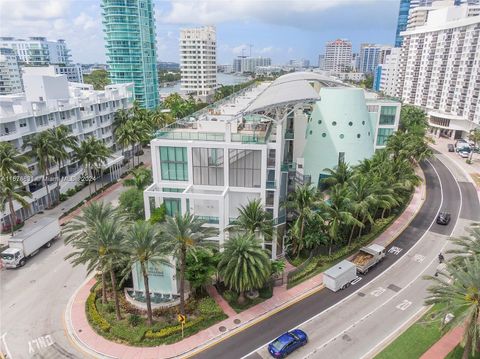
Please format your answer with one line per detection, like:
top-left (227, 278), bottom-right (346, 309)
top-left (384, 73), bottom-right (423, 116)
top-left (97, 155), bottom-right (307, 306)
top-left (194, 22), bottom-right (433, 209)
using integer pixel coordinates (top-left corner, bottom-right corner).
top-left (64, 202), bottom-right (122, 306)
top-left (185, 249), bottom-right (220, 295)
top-left (23, 131), bottom-right (56, 208)
top-left (0, 177), bottom-right (32, 235)
top-left (123, 221), bottom-right (166, 326)
top-left (149, 107), bottom-right (174, 130)
top-left (228, 199), bottom-right (273, 241)
top-left (113, 108), bottom-right (132, 134)
top-left (320, 162), bottom-right (353, 190)
top-left (217, 234), bottom-right (271, 304)
top-left (83, 69), bottom-right (111, 90)
top-left (161, 213), bottom-right (218, 314)
top-left (114, 119), bottom-right (150, 168)
top-left (0, 142), bottom-right (31, 230)
top-left (123, 167), bottom-right (152, 190)
top-left (119, 188), bottom-right (145, 220)
top-left (447, 225), bottom-right (480, 267)
top-left (424, 257), bottom-right (480, 359)
top-left (468, 129), bottom-right (480, 162)
top-left (284, 184), bottom-right (321, 256)
top-left (49, 125), bottom-right (78, 198)
top-left (74, 137), bottom-right (111, 196)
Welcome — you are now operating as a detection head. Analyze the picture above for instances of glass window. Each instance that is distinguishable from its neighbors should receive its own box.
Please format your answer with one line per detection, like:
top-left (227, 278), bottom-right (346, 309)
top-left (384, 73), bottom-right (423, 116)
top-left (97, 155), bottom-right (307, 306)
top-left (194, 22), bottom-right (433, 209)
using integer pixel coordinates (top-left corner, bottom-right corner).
top-left (192, 148), bottom-right (224, 186)
top-left (159, 146), bottom-right (188, 181)
top-left (376, 128), bottom-right (394, 146)
top-left (229, 149), bottom-right (261, 188)
top-left (164, 198), bottom-right (181, 216)
top-left (379, 106), bottom-right (397, 125)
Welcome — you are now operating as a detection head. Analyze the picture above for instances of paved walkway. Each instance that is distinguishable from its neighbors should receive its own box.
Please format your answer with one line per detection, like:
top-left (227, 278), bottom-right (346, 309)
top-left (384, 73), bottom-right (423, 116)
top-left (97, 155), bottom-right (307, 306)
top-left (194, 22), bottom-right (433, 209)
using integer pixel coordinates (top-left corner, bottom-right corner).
top-left (65, 164), bottom-right (427, 359)
top-left (420, 327), bottom-right (464, 359)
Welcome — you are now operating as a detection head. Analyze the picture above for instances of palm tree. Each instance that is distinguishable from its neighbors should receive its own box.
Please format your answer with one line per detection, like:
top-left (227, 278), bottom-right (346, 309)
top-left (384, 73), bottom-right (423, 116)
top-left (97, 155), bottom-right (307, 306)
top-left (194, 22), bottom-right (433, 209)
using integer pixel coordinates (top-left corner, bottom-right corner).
top-left (123, 167), bottom-right (153, 190)
top-left (113, 108), bottom-right (131, 134)
top-left (162, 213), bottom-right (218, 314)
top-left (228, 199), bottom-right (273, 241)
top-left (446, 225), bottom-right (480, 267)
top-left (23, 131), bottom-right (56, 208)
top-left (0, 177), bottom-right (32, 235)
top-left (0, 142), bottom-right (30, 178)
top-left (65, 203), bottom-right (126, 320)
top-left (320, 162), bottom-right (353, 190)
top-left (64, 202), bottom-right (121, 305)
top-left (424, 257), bottom-right (480, 359)
top-left (49, 125), bottom-right (78, 198)
top-left (217, 234), bottom-right (271, 304)
top-left (468, 129), bottom-right (480, 162)
top-left (74, 137), bottom-right (111, 196)
top-left (150, 107), bottom-right (174, 130)
top-left (114, 120), bottom-right (149, 168)
top-left (284, 184), bottom-right (321, 256)
top-left (123, 221), bottom-right (166, 326)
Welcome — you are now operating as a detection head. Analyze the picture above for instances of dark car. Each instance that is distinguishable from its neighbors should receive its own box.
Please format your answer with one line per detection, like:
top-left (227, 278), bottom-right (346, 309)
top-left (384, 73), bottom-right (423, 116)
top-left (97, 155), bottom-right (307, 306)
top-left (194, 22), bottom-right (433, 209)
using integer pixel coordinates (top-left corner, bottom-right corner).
top-left (436, 212), bottom-right (451, 225)
top-left (268, 329), bottom-right (308, 358)
top-left (448, 144), bottom-right (455, 152)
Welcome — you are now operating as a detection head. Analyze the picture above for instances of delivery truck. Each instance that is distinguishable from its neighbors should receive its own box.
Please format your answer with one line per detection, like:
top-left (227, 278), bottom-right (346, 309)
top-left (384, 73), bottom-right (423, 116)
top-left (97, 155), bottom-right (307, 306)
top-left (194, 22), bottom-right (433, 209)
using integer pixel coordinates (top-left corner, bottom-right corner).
top-left (324, 260), bottom-right (357, 292)
top-left (0, 217), bottom-right (60, 268)
top-left (351, 244), bottom-right (386, 275)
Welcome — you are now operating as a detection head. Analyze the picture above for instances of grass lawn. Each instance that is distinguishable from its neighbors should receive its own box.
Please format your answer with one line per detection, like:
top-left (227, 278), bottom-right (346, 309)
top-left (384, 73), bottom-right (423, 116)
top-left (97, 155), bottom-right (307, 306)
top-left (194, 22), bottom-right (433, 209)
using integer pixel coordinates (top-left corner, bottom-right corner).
top-left (446, 345), bottom-right (480, 359)
top-left (375, 306), bottom-right (443, 359)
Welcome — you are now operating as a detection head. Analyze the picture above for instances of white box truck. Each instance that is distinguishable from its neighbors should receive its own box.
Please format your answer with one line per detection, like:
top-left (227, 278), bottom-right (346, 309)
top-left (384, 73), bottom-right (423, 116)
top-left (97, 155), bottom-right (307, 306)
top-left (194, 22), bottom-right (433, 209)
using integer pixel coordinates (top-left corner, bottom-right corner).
top-left (1, 217), bottom-right (60, 268)
top-left (351, 244), bottom-right (386, 275)
top-left (324, 260), bottom-right (357, 292)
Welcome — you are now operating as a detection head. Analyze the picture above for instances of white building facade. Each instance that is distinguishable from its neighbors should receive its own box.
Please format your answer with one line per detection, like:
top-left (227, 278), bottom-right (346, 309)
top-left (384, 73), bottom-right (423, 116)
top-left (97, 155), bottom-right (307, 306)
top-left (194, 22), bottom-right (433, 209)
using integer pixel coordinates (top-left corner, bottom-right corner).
top-left (0, 71), bottom-right (134, 225)
top-left (180, 26), bottom-right (217, 101)
top-left (324, 39), bottom-right (353, 72)
top-left (396, 4), bottom-right (480, 137)
top-left (0, 37), bottom-right (71, 65)
top-left (22, 64), bottom-right (83, 83)
top-left (379, 48), bottom-right (401, 97)
top-left (0, 48), bottom-right (23, 95)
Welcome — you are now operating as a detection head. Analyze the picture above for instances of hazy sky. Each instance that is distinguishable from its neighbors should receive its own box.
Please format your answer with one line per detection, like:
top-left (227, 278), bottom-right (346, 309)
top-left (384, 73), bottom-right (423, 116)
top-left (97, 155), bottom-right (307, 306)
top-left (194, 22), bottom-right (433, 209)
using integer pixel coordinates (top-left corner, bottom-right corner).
top-left (0, 0), bottom-right (401, 65)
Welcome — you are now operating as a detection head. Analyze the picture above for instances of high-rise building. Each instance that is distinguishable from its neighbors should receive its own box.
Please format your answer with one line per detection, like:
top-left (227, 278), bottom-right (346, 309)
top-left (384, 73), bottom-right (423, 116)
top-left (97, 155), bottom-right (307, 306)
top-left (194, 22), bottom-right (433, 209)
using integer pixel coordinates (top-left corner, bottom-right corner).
top-left (324, 39), bottom-right (352, 72)
top-left (318, 54), bottom-right (325, 70)
top-left (359, 44), bottom-right (393, 74)
top-left (21, 64), bottom-right (83, 84)
top-left (378, 48), bottom-right (401, 97)
top-left (288, 59), bottom-right (310, 69)
top-left (0, 37), bottom-right (71, 65)
top-left (0, 69), bottom-right (134, 225)
top-left (232, 56), bottom-right (271, 74)
top-left (395, 0), bottom-right (415, 47)
top-left (396, 4), bottom-right (480, 137)
top-left (101, 0), bottom-right (159, 109)
top-left (0, 48), bottom-right (22, 95)
top-left (180, 26), bottom-right (217, 102)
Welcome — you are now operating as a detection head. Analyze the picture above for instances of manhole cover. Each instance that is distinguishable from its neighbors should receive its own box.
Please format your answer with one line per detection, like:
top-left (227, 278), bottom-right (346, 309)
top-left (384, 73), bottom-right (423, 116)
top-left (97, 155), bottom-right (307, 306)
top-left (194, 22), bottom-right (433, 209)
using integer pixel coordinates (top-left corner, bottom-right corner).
top-left (234, 319), bottom-right (241, 324)
top-left (357, 292), bottom-right (366, 297)
top-left (219, 326), bottom-right (226, 332)
top-left (387, 284), bottom-right (402, 292)
top-left (342, 334), bottom-right (352, 342)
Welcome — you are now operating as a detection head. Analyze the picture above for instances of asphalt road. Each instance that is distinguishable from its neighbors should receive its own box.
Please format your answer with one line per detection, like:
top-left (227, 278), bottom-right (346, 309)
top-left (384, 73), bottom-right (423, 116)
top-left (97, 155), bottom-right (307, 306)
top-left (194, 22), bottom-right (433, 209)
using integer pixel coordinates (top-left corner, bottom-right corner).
top-left (0, 184), bottom-right (125, 359)
top-left (192, 156), bottom-right (480, 359)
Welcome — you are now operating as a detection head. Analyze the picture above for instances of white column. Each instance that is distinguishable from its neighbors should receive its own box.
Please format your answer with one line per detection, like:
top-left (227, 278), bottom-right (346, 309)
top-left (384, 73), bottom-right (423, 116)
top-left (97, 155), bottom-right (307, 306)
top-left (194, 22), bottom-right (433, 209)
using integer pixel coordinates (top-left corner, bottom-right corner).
top-left (144, 192), bottom-right (151, 220)
top-left (218, 196), bottom-right (225, 247)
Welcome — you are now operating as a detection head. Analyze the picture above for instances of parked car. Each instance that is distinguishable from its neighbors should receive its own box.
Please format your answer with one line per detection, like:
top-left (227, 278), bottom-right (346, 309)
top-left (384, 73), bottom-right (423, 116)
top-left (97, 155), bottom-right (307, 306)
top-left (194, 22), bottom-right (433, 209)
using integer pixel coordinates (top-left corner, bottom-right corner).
top-left (447, 144), bottom-right (455, 152)
top-left (268, 330), bottom-right (308, 358)
top-left (436, 212), bottom-right (451, 225)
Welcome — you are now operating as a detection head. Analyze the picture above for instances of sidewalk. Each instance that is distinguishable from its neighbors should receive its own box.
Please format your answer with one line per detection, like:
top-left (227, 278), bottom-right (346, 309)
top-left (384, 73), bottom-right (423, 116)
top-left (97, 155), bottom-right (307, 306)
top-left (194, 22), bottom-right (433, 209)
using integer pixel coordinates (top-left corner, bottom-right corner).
top-left (64, 165), bottom-right (427, 359)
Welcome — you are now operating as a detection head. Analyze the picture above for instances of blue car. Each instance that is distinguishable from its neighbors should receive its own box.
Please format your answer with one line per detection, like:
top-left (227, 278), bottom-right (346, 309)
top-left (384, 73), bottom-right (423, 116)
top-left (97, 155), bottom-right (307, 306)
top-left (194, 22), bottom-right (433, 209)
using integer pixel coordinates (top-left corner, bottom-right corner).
top-left (268, 329), bottom-right (308, 358)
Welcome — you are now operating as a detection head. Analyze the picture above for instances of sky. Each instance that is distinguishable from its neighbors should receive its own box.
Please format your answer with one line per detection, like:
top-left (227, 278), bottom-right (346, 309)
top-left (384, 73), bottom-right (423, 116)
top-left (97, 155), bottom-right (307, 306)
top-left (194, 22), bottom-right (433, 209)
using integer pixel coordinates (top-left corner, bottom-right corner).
top-left (0, 0), bottom-right (401, 65)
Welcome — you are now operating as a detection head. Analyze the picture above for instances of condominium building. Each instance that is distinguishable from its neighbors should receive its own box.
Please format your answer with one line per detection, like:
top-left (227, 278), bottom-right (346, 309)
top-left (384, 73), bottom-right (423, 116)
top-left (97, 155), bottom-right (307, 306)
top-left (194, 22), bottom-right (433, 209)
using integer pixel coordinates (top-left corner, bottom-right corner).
top-left (0, 37), bottom-right (71, 65)
top-left (396, 4), bottom-right (480, 137)
top-left (0, 70), bottom-right (134, 226)
top-left (323, 39), bottom-right (352, 72)
top-left (180, 26), bottom-right (217, 102)
top-left (101, 0), bottom-right (159, 109)
top-left (288, 59), bottom-right (310, 69)
top-left (0, 48), bottom-right (22, 95)
top-left (359, 44), bottom-right (393, 74)
top-left (22, 64), bottom-right (83, 83)
top-left (318, 54), bottom-right (325, 70)
top-left (232, 56), bottom-right (271, 74)
top-left (378, 48), bottom-right (401, 97)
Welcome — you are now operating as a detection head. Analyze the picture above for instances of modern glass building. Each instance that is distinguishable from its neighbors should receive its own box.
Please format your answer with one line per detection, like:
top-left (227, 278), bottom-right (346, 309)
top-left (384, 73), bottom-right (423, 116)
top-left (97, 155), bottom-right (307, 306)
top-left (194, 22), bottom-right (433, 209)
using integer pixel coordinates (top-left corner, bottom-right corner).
top-left (394, 0), bottom-right (412, 47)
top-left (101, 0), bottom-right (159, 109)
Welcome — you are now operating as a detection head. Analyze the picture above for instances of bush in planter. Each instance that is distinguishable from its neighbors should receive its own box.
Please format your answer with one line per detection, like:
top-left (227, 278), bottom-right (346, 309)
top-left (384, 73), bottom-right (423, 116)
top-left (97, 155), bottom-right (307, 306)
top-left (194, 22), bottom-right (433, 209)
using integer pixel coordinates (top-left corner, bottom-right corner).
top-left (198, 297), bottom-right (223, 315)
top-left (128, 314), bottom-right (142, 327)
top-left (86, 293), bottom-right (111, 332)
top-left (66, 188), bottom-right (76, 197)
top-left (59, 193), bottom-right (68, 202)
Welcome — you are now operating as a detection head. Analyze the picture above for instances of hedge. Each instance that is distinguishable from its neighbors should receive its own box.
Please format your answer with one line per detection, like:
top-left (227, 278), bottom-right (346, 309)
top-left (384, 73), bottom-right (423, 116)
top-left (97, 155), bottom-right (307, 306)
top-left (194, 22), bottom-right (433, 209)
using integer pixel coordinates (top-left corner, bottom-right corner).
top-left (86, 293), bottom-right (111, 332)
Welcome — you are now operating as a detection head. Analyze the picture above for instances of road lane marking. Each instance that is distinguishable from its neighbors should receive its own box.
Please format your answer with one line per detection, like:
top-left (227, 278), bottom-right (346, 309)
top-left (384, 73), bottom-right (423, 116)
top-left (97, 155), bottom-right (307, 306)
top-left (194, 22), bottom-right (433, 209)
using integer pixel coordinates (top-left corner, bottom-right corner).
top-left (413, 254), bottom-right (426, 263)
top-left (351, 277), bottom-right (362, 285)
top-left (28, 335), bottom-right (55, 354)
top-left (396, 300), bottom-right (413, 311)
top-left (388, 246), bottom-right (403, 255)
top-left (370, 287), bottom-right (386, 297)
top-left (0, 333), bottom-right (13, 359)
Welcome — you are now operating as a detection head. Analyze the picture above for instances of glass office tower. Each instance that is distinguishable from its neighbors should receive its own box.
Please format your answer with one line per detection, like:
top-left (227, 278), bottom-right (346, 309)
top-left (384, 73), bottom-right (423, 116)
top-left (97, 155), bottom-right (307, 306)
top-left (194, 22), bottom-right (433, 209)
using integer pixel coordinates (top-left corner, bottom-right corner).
top-left (102, 0), bottom-right (159, 109)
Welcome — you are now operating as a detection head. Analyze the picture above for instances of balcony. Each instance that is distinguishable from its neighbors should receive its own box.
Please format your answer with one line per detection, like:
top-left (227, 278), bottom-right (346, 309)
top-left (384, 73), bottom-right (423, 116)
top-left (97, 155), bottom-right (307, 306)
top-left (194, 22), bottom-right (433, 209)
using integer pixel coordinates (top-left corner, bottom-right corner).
top-left (196, 216), bottom-right (220, 224)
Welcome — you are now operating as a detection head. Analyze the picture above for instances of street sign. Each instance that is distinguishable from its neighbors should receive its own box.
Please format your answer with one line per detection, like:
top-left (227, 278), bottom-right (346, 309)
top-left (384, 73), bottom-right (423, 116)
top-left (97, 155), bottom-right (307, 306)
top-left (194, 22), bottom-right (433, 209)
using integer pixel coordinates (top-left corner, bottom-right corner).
top-left (177, 314), bottom-right (186, 324)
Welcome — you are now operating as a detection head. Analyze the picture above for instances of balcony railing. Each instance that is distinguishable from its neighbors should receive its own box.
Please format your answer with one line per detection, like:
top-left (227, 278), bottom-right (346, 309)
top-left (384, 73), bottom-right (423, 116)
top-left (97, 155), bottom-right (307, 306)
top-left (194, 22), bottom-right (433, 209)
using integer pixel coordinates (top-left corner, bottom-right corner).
top-left (197, 216), bottom-right (220, 224)
top-left (156, 131), bottom-right (224, 141)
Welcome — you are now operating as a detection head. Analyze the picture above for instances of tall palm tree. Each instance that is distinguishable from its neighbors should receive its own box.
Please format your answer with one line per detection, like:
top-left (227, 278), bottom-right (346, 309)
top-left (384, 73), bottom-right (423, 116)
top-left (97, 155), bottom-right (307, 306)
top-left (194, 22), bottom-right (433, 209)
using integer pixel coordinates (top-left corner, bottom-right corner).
top-left (0, 177), bottom-right (32, 235)
top-left (150, 107), bottom-right (174, 130)
top-left (0, 142), bottom-right (30, 178)
top-left (217, 234), bottom-right (271, 304)
top-left (446, 225), bottom-right (480, 267)
top-left (228, 199), bottom-right (273, 241)
top-left (49, 125), bottom-right (78, 198)
top-left (284, 184), bottom-right (321, 256)
top-left (123, 167), bottom-right (153, 190)
top-left (162, 213), bottom-right (218, 314)
top-left (113, 108), bottom-right (131, 134)
top-left (23, 131), bottom-right (56, 208)
top-left (320, 162), bottom-right (353, 190)
top-left (64, 202), bottom-right (126, 320)
top-left (64, 202), bottom-right (121, 305)
top-left (123, 221), bottom-right (166, 326)
top-left (424, 257), bottom-right (480, 359)
top-left (74, 137), bottom-right (111, 196)
top-left (114, 120), bottom-right (149, 168)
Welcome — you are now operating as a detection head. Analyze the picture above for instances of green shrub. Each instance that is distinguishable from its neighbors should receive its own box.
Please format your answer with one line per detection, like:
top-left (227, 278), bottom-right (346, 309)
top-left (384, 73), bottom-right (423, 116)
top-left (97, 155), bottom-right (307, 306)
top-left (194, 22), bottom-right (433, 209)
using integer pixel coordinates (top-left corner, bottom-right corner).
top-left (66, 188), bottom-right (77, 197)
top-left (86, 293), bottom-right (110, 332)
top-left (197, 297), bottom-right (223, 315)
top-left (105, 303), bottom-right (115, 314)
top-left (128, 314), bottom-right (142, 327)
top-left (144, 316), bottom-right (204, 339)
top-left (222, 290), bottom-right (237, 303)
top-left (59, 193), bottom-right (68, 202)
top-left (259, 285), bottom-right (273, 299)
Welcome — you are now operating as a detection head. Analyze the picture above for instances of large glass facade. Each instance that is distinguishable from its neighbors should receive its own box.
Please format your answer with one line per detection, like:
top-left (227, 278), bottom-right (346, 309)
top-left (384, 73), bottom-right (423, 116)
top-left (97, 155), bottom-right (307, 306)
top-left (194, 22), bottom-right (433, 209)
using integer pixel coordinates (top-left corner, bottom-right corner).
top-left (376, 128), bottom-right (394, 146)
top-left (164, 198), bottom-right (181, 216)
top-left (160, 147), bottom-right (188, 181)
top-left (229, 149), bottom-right (262, 188)
top-left (379, 106), bottom-right (397, 125)
top-left (192, 148), bottom-right (224, 186)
